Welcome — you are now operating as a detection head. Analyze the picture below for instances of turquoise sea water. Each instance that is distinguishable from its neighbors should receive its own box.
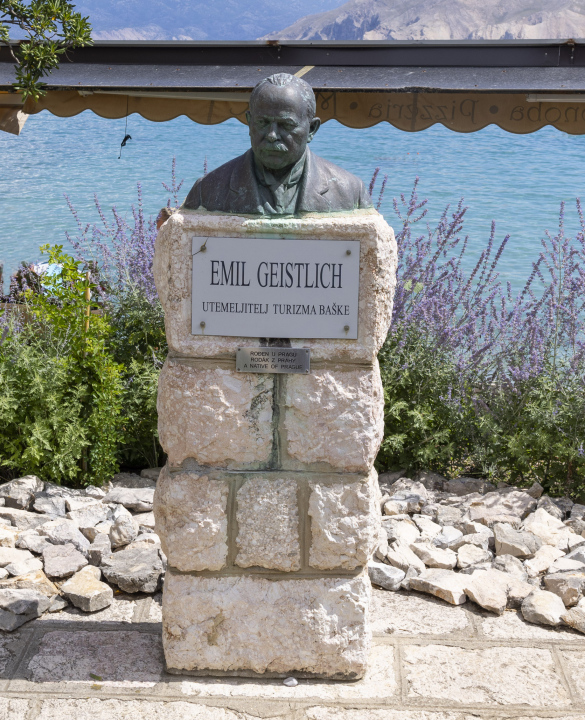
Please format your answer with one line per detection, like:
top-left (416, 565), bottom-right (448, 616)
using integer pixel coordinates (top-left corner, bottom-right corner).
top-left (1, 110), bottom-right (585, 291)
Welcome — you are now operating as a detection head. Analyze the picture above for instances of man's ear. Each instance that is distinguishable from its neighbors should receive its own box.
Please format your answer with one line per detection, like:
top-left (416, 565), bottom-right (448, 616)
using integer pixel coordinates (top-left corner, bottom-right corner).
top-left (307, 116), bottom-right (321, 143)
top-left (245, 110), bottom-right (251, 127)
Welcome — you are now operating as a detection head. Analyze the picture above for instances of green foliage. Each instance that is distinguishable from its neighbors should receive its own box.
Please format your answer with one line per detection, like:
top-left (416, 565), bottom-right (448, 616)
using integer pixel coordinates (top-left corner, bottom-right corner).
top-left (0, 246), bottom-right (123, 485)
top-left (377, 330), bottom-right (585, 500)
top-left (0, 0), bottom-right (92, 101)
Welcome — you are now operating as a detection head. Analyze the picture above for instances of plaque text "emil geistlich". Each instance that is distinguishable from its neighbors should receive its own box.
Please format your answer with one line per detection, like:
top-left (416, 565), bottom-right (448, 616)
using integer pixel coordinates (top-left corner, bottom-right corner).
top-left (191, 236), bottom-right (360, 339)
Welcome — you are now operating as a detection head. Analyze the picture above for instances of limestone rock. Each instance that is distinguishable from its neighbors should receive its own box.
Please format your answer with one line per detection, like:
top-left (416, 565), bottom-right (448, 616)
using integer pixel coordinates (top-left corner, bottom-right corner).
top-left (101, 546), bottom-right (163, 593)
top-left (65, 496), bottom-right (102, 512)
top-left (445, 477), bottom-right (495, 496)
top-left (141, 467), bottom-right (162, 481)
top-left (388, 479), bottom-right (429, 503)
top-left (493, 522), bottom-right (542, 558)
top-left (135, 511), bottom-right (156, 532)
top-left (82, 521), bottom-right (112, 542)
top-left (153, 467), bottom-right (228, 572)
top-left (466, 491), bottom-right (537, 527)
top-left (103, 487), bottom-right (155, 512)
top-left (432, 526), bottom-right (464, 549)
top-left (112, 472), bottom-right (155, 489)
top-left (284, 363), bottom-right (384, 472)
top-left (87, 533), bottom-right (112, 567)
top-left (66, 502), bottom-right (111, 530)
top-left (566, 546), bottom-right (585, 564)
top-left (457, 543), bottom-right (493, 569)
top-left (382, 517), bottom-right (421, 545)
top-left (0, 568), bottom-right (59, 599)
top-left (0, 547), bottom-right (33, 567)
top-left (386, 541), bottom-right (426, 575)
top-left (524, 544), bottom-right (565, 577)
top-left (571, 503), bottom-right (585, 520)
top-left (83, 485), bottom-right (106, 498)
top-left (551, 557), bottom-right (585, 573)
top-left (158, 359), bottom-right (274, 469)
top-left (0, 507), bottom-right (47, 531)
top-left (32, 493), bottom-right (67, 516)
top-left (0, 475), bottom-right (43, 510)
top-left (162, 572), bottom-right (371, 678)
top-left (153, 210), bottom-right (396, 364)
top-left (435, 505), bottom-right (464, 526)
top-left (412, 514), bottom-right (442, 541)
top-left (108, 506), bottom-right (137, 549)
top-left (449, 532), bottom-right (491, 552)
top-left (521, 590), bottom-right (565, 626)
top-left (410, 542), bottom-right (457, 569)
top-left (412, 470), bottom-right (446, 491)
top-left (409, 568), bottom-right (467, 605)
top-left (565, 516), bottom-right (585, 535)
top-left (492, 554), bottom-right (528, 581)
top-left (42, 542), bottom-right (87, 578)
top-left (309, 474), bottom-right (379, 570)
top-left (544, 572), bottom-right (585, 607)
top-left (0, 588), bottom-right (50, 630)
top-left (61, 565), bottom-right (113, 612)
top-left (368, 560), bottom-right (405, 590)
top-left (462, 568), bottom-right (509, 614)
top-left (5, 557), bottom-right (43, 576)
top-left (522, 508), bottom-right (576, 550)
top-left (561, 597), bottom-right (585, 634)
top-left (526, 481), bottom-right (544, 499)
top-left (37, 519), bottom-right (90, 554)
top-left (236, 477), bottom-right (300, 571)
top-left (537, 495), bottom-right (564, 520)
top-left (0, 528), bottom-right (16, 548)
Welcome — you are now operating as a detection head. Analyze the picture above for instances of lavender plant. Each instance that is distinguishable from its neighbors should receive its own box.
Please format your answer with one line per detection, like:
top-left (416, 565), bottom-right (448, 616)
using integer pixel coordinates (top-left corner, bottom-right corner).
top-left (375, 175), bottom-right (585, 498)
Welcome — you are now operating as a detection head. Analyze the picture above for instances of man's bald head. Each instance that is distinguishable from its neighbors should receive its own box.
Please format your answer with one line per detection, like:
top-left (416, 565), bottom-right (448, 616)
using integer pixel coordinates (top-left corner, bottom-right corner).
top-left (249, 73), bottom-right (316, 121)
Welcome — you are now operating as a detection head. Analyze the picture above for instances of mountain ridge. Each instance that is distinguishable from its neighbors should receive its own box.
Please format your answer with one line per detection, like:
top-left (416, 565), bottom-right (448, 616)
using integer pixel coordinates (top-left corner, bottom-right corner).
top-left (262, 0), bottom-right (585, 41)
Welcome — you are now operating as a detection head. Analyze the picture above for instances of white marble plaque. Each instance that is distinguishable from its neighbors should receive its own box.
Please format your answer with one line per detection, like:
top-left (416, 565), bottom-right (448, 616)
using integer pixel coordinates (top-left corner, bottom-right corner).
top-left (192, 236), bottom-right (360, 339)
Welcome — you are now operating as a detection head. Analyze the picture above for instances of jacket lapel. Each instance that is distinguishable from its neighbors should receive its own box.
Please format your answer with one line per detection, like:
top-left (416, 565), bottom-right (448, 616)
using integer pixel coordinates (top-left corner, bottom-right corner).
top-left (297, 149), bottom-right (330, 213)
top-left (228, 150), bottom-right (263, 213)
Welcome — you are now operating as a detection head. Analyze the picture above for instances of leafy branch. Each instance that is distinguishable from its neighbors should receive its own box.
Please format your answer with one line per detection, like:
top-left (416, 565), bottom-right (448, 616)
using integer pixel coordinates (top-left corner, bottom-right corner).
top-left (0, 0), bottom-right (92, 101)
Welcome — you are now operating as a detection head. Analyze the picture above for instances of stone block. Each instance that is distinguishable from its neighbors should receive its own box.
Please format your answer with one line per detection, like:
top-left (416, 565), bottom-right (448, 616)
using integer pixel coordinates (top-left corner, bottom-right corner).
top-left (154, 467), bottom-right (229, 572)
top-left (153, 210), bottom-right (397, 364)
top-left (283, 362), bottom-right (384, 472)
top-left (309, 471), bottom-right (379, 570)
top-left (162, 572), bottom-right (371, 679)
top-left (235, 477), bottom-right (300, 572)
top-left (157, 359), bottom-right (274, 469)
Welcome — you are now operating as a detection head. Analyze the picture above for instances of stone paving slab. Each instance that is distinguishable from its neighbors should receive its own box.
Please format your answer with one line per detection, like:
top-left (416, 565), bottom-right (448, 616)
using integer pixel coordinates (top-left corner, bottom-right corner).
top-left (1, 588), bottom-right (585, 719)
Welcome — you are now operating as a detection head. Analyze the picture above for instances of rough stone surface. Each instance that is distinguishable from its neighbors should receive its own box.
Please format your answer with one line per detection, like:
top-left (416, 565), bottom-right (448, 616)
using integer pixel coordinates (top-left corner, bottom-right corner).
top-left (411, 514), bottom-right (441, 541)
top-left (492, 554), bottom-right (528, 581)
top-left (0, 507), bottom-right (47, 530)
top-left (153, 210), bottom-right (397, 364)
top-left (523, 508), bottom-right (577, 549)
top-left (162, 573), bottom-right (371, 678)
top-left (382, 517), bottom-right (421, 546)
top-left (33, 493), bottom-right (67, 517)
top-left (42, 543), bottom-right (87, 579)
top-left (61, 566), bottom-right (114, 613)
top-left (0, 569), bottom-right (59, 600)
top-left (456, 544), bottom-right (492, 569)
top-left (0, 475), bottom-right (43, 510)
top-left (445, 477), bottom-right (495, 496)
top-left (0, 547), bottom-right (33, 567)
top-left (544, 572), bottom-right (585, 607)
top-left (112, 472), bottom-right (156, 489)
top-left (308, 474), bottom-right (379, 570)
top-left (5, 557), bottom-right (43, 577)
top-left (493, 522), bottom-right (542, 558)
top-left (368, 561), bottom-right (405, 590)
top-left (66, 502), bottom-right (111, 530)
top-left (521, 590), bottom-right (566, 626)
top-left (158, 359), bottom-right (274, 469)
top-left (552, 557), bottom-right (585, 573)
top-left (385, 542), bottom-right (425, 575)
top-left (135, 511), bottom-right (156, 532)
top-left (403, 644), bottom-right (569, 706)
top-left (432, 526), bottom-right (463, 548)
top-left (87, 533), bottom-right (112, 567)
top-left (103, 487), bottom-right (155, 512)
top-left (409, 569), bottom-right (467, 605)
top-left (410, 542), bottom-right (457, 570)
top-left (465, 491), bottom-right (537, 527)
top-left (235, 477), bottom-right (300, 571)
top-left (38, 520), bottom-right (90, 554)
top-left (284, 364), bottom-right (384, 472)
top-left (462, 568), bottom-right (531, 615)
top-left (109, 506), bottom-right (137, 549)
top-left (15, 532), bottom-right (49, 555)
top-left (26, 630), bottom-right (163, 685)
top-left (101, 547), bottom-right (163, 594)
top-left (0, 588), bottom-right (50, 630)
top-left (561, 597), bottom-right (585, 634)
top-left (524, 544), bottom-right (566, 577)
top-left (449, 532), bottom-right (490, 552)
top-left (153, 467), bottom-right (228, 572)
top-left (370, 588), bottom-right (470, 636)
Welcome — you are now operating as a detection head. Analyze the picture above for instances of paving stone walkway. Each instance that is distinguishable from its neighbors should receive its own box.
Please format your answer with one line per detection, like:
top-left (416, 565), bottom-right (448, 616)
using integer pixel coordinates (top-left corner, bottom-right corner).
top-left (0, 588), bottom-right (584, 719)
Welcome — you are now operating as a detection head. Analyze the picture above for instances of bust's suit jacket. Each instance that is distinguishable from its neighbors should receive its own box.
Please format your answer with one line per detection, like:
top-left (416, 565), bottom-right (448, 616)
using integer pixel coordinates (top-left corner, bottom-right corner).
top-left (183, 148), bottom-right (372, 214)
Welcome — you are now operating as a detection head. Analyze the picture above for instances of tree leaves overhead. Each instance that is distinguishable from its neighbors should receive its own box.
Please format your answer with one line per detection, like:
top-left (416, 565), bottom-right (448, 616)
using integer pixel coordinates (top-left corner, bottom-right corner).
top-left (0, 0), bottom-right (92, 101)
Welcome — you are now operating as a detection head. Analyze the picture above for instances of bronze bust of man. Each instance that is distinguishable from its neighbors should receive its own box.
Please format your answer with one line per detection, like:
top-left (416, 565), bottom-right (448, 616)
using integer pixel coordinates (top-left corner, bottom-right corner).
top-left (183, 73), bottom-right (372, 215)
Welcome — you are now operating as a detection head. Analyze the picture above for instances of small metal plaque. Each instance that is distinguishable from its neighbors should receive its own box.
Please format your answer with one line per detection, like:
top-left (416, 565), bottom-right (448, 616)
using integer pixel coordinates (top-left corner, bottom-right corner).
top-left (236, 347), bottom-right (310, 374)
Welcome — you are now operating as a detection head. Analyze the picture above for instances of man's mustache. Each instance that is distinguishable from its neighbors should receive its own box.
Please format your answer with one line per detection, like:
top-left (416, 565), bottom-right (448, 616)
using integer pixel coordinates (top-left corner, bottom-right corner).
top-left (259, 142), bottom-right (288, 153)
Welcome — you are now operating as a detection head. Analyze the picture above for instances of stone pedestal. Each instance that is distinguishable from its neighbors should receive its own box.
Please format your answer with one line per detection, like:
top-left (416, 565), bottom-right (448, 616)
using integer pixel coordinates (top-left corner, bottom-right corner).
top-left (153, 209), bottom-right (396, 679)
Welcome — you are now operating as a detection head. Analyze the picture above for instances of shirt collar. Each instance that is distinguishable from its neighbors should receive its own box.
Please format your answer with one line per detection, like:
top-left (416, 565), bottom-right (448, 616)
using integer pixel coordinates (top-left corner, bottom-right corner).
top-left (254, 151), bottom-right (307, 190)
